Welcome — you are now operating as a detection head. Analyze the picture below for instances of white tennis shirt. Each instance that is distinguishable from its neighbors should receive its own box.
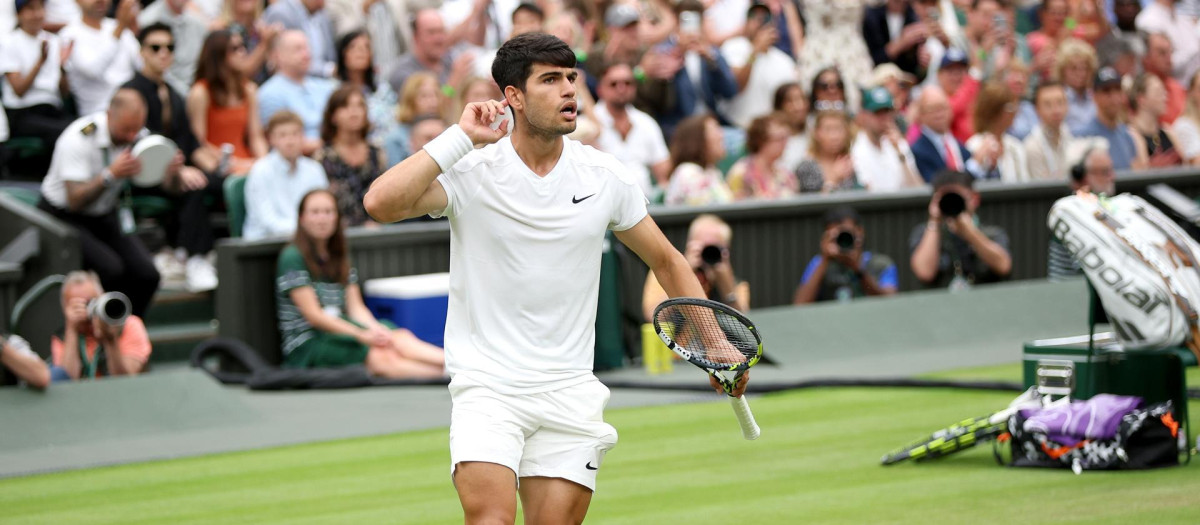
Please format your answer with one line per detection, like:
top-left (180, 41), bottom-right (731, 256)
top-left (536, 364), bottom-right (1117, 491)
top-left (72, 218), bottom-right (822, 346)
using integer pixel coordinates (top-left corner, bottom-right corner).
top-left (433, 136), bottom-right (648, 394)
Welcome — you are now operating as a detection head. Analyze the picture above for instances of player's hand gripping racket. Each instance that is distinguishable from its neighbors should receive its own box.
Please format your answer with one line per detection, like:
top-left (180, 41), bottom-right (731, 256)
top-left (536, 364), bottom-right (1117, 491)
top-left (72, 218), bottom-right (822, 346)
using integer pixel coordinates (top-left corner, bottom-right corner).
top-left (652, 298), bottom-right (763, 440)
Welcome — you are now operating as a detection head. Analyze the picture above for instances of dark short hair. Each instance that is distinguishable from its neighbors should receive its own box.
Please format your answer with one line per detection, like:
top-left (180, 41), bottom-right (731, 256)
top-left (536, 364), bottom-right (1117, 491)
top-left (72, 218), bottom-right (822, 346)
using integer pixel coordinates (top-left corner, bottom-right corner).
top-left (772, 82), bottom-right (802, 111)
top-left (1033, 80), bottom-right (1064, 105)
top-left (138, 22), bottom-right (172, 45)
top-left (744, 113), bottom-right (784, 155)
top-left (512, 2), bottom-right (545, 22)
top-left (932, 170), bottom-right (976, 191)
top-left (491, 32), bottom-right (576, 94)
top-left (822, 206), bottom-right (861, 228)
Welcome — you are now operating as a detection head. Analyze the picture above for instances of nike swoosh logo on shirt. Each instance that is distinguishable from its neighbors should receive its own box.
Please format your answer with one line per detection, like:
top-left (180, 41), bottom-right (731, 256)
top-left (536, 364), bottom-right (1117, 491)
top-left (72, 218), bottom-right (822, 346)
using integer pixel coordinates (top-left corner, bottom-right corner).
top-left (572, 194), bottom-right (596, 204)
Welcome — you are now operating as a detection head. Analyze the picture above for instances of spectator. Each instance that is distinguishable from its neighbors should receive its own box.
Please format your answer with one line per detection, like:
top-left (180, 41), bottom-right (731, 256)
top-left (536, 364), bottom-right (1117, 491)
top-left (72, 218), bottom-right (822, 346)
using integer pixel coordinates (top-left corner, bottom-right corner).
top-left (243, 110), bottom-right (329, 240)
top-left (796, 0), bottom-right (873, 102)
top-left (210, 0), bottom-right (281, 82)
top-left (1128, 72), bottom-right (1184, 168)
top-left (315, 85), bottom-right (384, 228)
top-left (335, 29), bottom-right (398, 144)
top-left (910, 0), bottom-right (962, 84)
top-left (275, 189), bottom-right (445, 377)
top-left (1135, 0), bottom-right (1200, 86)
top-left (2, 0), bottom-right (73, 161)
top-left (852, 86), bottom-right (922, 191)
top-left (794, 206), bottom-right (898, 304)
top-left (1025, 81), bottom-right (1081, 181)
top-left (137, 0), bottom-right (206, 96)
top-left (1077, 67), bottom-right (1142, 170)
top-left (385, 9), bottom-right (473, 97)
top-left (963, 0), bottom-right (1030, 73)
top-left (262, 0), bottom-right (336, 78)
top-left (42, 0), bottom-right (79, 32)
top-left (447, 76), bottom-right (501, 123)
top-left (872, 63), bottom-right (917, 131)
top-left (1172, 71), bottom-right (1200, 165)
top-left (1027, 0), bottom-right (1070, 76)
top-left (258, 30), bottom-right (338, 155)
top-left (187, 29), bottom-right (268, 177)
top-left (37, 89), bottom-right (163, 317)
top-left (910, 170), bottom-right (1012, 289)
top-left (469, 1), bottom-right (545, 81)
top-left (936, 47), bottom-right (981, 143)
top-left (722, 1), bottom-right (797, 129)
top-left (726, 113), bottom-right (798, 200)
top-left (593, 61), bottom-right (671, 201)
top-left (810, 67), bottom-right (848, 113)
top-left (1002, 61), bottom-right (1039, 140)
top-left (664, 114), bottom-right (732, 206)
top-left (642, 213), bottom-right (749, 319)
top-left (863, 0), bottom-right (924, 76)
top-left (404, 113), bottom-right (446, 165)
top-left (124, 23), bottom-right (219, 292)
top-left (910, 86), bottom-right (983, 181)
top-left (1055, 38), bottom-right (1098, 135)
top-left (1048, 146), bottom-right (1117, 281)
top-left (1101, 0), bottom-right (1145, 60)
top-left (966, 81), bottom-right (1028, 182)
top-left (583, 3), bottom-right (644, 87)
top-left (59, 0), bottom-right (141, 116)
top-left (796, 110), bottom-right (859, 193)
top-left (324, 0), bottom-right (414, 76)
top-left (1142, 33), bottom-right (1187, 125)
top-left (48, 271), bottom-right (152, 381)
top-left (773, 82), bottom-right (809, 172)
top-left (384, 71), bottom-right (444, 166)
top-left (0, 333), bottom-right (50, 389)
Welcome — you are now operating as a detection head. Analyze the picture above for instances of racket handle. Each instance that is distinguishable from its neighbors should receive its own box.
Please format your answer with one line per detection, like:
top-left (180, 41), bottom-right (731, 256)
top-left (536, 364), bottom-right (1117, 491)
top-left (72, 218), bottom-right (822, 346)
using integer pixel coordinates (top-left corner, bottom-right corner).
top-left (730, 395), bottom-right (760, 441)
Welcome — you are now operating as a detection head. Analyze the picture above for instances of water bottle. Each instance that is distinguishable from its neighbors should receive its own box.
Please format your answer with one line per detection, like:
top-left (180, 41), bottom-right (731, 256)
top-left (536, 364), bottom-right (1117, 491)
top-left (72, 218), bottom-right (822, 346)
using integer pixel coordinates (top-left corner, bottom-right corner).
top-left (217, 143), bottom-right (234, 177)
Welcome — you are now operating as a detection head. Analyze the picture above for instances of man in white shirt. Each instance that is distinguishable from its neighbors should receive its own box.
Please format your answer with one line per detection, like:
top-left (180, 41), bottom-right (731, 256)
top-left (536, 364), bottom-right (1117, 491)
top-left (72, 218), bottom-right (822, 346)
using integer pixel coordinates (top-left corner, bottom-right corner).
top-left (364, 33), bottom-right (745, 525)
top-left (1136, 0), bottom-right (1200, 84)
top-left (136, 0), bottom-right (207, 96)
top-left (59, 0), bottom-right (141, 116)
top-left (719, 2), bottom-right (796, 129)
top-left (1024, 81), bottom-right (1084, 181)
top-left (2, 0), bottom-right (73, 155)
top-left (593, 62), bottom-right (671, 200)
top-left (852, 86), bottom-right (921, 191)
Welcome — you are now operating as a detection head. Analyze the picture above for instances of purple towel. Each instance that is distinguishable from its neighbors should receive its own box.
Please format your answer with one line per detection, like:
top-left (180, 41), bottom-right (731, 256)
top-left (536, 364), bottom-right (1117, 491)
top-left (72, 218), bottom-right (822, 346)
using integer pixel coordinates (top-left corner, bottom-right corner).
top-left (1019, 394), bottom-right (1144, 446)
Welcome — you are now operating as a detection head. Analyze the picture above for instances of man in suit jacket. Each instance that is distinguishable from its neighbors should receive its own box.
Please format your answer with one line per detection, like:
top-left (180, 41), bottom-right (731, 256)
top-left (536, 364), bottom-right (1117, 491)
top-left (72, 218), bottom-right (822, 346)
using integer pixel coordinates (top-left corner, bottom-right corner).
top-left (863, 0), bottom-right (923, 76)
top-left (910, 86), bottom-right (987, 181)
top-left (263, 0), bottom-right (337, 78)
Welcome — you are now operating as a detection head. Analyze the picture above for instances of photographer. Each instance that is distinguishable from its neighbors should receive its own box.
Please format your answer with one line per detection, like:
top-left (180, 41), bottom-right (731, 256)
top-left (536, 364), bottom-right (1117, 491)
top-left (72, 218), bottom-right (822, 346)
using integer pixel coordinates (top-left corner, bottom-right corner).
top-left (48, 271), bottom-right (152, 382)
top-left (1, 333), bottom-right (51, 389)
top-left (793, 207), bottom-right (898, 304)
top-left (642, 214), bottom-right (749, 320)
top-left (910, 170), bottom-right (1012, 289)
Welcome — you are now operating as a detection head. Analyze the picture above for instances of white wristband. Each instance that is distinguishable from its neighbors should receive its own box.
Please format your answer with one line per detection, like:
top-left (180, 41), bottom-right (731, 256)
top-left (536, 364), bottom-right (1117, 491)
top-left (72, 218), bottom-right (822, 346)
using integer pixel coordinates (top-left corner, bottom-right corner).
top-left (423, 124), bottom-right (474, 173)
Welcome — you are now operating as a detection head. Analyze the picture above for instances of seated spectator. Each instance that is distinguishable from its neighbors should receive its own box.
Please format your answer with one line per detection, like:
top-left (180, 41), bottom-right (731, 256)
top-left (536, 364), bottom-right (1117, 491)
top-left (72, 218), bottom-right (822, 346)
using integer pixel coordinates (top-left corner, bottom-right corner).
top-left (125, 23), bottom-right (219, 292)
top-left (448, 76), bottom-right (502, 120)
top-left (49, 270), bottom-right (152, 381)
top-left (276, 189), bottom-right (445, 377)
top-left (642, 214), bottom-right (749, 320)
top-left (1, 333), bottom-right (51, 389)
top-left (1027, 0), bottom-right (1070, 78)
top-left (773, 82), bottom-right (809, 172)
top-left (664, 114), bottom-right (732, 206)
top-left (910, 170), bottom-right (1012, 289)
top-left (1142, 32), bottom-right (1187, 125)
top-left (258, 30), bottom-right (338, 155)
top-left (315, 85), bottom-right (384, 228)
top-left (37, 89), bottom-right (163, 317)
top-left (796, 110), bottom-right (859, 193)
top-left (794, 206), bottom-right (898, 304)
top-left (1025, 81), bottom-right (1080, 181)
top-left (243, 111), bottom-right (329, 240)
top-left (1077, 67), bottom-right (1142, 171)
top-left (593, 62), bottom-right (671, 201)
top-left (188, 30), bottom-right (268, 176)
top-left (2, 0), bottom-right (73, 161)
top-left (810, 67), bottom-right (848, 113)
top-left (965, 81), bottom-right (1027, 182)
top-left (335, 30), bottom-right (398, 144)
top-left (871, 64), bottom-right (915, 133)
top-left (406, 114), bottom-right (446, 156)
top-left (262, 0), bottom-right (336, 78)
top-left (1172, 72), bottom-right (1200, 165)
top-left (722, 0), bottom-right (796, 129)
top-left (936, 47), bottom-right (981, 144)
top-left (910, 86), bottom-right (984, 181)
top-left (853, 86), bottom-right (922, 192)
top-left (59, 0), bottom-right (141, 116)
top-left (384, 72), bottom-right (445, 165)
top-left (385, 9), bottom-right (473, 97)
top-left (726, 113), bottom-right (798, 200)
top-left (1135, 1), bottom-right (1200, 89)
top-left (1002, 62), bottom-right (1039, 141)
top-left (324, 0), bottom-right (413, 78)
top-left (1055, 38), bottom-right (1099, 136)
top-left (137, 0), bottom-right (206, 96)
top-left (209, 0), bottom-right (280, 82)
top-left (1128, 73), bottom-right (1184, 168)
top-left (1048, 146), bottom-right (1116, 281)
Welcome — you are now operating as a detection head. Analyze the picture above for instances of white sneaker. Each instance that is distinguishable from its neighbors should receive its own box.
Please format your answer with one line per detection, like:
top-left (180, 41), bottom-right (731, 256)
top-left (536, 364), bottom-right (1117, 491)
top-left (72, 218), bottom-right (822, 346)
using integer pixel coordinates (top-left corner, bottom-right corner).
top-left (185, 254), bottom-right (218, 292)
top-left (154, 249), bottom-right (187, 286)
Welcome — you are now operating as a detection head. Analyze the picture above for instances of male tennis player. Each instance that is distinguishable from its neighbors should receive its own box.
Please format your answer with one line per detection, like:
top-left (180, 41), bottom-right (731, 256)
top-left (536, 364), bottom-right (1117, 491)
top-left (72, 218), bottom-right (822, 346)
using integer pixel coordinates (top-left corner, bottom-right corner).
top-left (364, 32), bottom-right (749, 524)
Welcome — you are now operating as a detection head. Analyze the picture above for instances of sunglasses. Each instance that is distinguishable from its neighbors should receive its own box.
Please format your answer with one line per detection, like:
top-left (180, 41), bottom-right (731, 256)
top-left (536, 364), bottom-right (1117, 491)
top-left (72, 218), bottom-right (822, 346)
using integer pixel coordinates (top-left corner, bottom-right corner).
top-left (146, 43), bottom-right (176, 53)
top-left (816, 81), bottom-right (844, 91)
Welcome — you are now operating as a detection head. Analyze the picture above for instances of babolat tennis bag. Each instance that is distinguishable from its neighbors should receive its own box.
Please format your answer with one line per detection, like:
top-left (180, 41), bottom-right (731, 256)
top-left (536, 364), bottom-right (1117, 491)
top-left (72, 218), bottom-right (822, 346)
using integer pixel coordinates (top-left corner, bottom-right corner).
top-left (1048, 193), bottom-right (1200, 360)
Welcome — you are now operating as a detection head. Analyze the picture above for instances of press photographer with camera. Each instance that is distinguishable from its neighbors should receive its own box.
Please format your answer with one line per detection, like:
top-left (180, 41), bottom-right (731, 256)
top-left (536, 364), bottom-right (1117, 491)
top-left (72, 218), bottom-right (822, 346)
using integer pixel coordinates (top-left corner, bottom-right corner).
top-left (642, 214), bottom-right (749, 320)
top-left (793, 207), bottom-right (897, 304)
top-left (48, 271), bottom-right (152, 382)
top-left (909, 170), bottom-right (1012, 290)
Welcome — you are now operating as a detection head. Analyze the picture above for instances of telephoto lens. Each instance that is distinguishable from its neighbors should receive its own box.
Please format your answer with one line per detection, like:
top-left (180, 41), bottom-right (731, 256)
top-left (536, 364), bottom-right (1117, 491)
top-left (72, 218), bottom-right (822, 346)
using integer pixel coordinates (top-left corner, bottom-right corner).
top-left (835, 230), bottom-right (856, 252)
top-left (87, 292), bottom-right (132, 326)
top-left (700, 245), bottom-right (724, 266)
top-left (938, 192), bottom-right (966, 218)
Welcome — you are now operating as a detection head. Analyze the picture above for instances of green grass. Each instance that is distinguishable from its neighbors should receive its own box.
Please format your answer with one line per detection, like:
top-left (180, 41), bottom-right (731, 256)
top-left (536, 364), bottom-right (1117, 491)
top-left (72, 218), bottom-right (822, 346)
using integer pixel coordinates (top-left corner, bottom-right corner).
top-left (1, 376), bottom-right (1197, 524)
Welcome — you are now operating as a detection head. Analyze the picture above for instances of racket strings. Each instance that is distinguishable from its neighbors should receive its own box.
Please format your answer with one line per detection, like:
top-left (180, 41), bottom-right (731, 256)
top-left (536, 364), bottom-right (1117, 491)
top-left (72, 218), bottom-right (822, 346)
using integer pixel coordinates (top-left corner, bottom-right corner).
top-left (655, 304), bottom-right (757, 367)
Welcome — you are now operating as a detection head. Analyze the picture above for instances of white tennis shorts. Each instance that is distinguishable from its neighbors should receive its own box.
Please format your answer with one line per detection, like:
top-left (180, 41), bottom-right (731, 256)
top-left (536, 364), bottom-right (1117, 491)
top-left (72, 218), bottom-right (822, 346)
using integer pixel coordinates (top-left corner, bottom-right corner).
top-left (448, 377), bottom-right (618, 491)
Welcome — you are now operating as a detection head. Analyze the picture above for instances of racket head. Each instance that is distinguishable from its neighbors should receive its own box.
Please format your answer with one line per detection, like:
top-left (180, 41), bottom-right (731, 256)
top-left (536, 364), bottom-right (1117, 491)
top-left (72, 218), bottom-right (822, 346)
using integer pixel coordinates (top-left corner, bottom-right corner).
top-left (651, 297), bottom-right (763, 372)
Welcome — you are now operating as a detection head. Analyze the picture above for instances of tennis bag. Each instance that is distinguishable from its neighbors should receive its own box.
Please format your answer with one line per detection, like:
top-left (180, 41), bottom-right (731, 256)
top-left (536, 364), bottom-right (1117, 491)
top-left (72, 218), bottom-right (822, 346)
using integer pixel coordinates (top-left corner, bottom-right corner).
top-left (1048, 193), bottom-right (1200, 359)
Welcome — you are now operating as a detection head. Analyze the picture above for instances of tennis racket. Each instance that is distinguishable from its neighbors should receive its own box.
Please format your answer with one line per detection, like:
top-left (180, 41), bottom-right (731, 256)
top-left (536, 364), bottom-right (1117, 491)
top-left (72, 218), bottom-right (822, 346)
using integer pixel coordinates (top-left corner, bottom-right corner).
top-left (652, 297), bottom-right (763, 440)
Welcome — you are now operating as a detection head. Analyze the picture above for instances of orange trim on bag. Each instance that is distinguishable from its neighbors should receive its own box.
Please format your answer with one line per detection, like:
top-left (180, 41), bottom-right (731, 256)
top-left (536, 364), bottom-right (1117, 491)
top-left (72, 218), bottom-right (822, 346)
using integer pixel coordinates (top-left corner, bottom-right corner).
top-left (1041, 441), bottom-right (1088, 460)
top-left (1161, 413), bottom-right (1180, 437)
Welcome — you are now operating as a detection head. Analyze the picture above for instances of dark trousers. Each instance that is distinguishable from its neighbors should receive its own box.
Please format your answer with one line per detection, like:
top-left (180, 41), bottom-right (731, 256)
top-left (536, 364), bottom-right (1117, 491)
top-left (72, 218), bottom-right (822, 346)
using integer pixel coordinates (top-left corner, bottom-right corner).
top-left (38, 199), bottom-right (161, 317)
top-left (6, 104), bottom-right (74, 150)
top-left (131, 171), bottom-right (223, 256)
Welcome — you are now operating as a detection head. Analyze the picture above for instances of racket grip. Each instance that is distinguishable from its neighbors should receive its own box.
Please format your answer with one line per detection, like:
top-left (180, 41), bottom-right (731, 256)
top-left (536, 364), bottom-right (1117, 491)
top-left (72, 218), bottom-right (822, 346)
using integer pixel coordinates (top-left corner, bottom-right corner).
top-left (730, 395), bottom-right (760, 441)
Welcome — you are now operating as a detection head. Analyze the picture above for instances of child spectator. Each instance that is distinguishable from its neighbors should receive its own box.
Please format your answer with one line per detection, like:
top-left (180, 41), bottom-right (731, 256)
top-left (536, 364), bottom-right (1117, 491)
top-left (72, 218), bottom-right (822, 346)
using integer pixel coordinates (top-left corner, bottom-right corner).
top-left (243, 111), bottom-right (328, 240)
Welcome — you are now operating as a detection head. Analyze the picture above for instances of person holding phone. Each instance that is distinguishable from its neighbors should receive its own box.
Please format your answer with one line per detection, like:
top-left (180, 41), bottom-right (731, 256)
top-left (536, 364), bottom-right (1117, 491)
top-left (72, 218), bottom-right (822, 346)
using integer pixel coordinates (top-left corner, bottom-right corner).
top-left (909, 170), bottom-right (1012, 290)
top-left (720, 1), bottom-right (798, 129)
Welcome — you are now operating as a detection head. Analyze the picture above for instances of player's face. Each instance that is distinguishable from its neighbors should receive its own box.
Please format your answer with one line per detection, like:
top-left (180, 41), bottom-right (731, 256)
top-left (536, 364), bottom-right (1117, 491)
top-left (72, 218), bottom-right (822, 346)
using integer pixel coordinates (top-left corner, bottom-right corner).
top-left (515, 63), bottom-right (578, 137)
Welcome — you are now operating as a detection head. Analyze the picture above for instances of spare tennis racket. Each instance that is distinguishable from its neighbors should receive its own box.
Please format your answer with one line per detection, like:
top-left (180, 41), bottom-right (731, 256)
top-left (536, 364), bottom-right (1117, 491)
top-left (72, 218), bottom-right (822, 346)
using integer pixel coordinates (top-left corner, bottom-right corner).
top-left (652, 297), bottom-right (763, 440)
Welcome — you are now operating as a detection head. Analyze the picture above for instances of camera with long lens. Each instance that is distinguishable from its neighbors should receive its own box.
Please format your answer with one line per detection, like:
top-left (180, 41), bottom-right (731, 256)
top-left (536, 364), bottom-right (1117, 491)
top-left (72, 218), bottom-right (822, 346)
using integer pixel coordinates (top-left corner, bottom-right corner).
top-left (700, 245), bottom-right (725, 266)
top-left (834, 229), bottom-right (856, 253)
top-left (937, 191), bottom-right (966, 218)
top-left (87, 292), bottom-right (131, 326)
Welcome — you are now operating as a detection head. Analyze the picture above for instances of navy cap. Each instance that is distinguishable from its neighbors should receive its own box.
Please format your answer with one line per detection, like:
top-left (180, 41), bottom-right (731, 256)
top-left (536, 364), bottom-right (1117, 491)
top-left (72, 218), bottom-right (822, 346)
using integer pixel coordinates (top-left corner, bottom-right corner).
top-left (1094, 67), bottom-right (1122, 89)
top-left (940, 48), bottom-right (969, 68)
top-left (14, 0), bottom-right (32, 11)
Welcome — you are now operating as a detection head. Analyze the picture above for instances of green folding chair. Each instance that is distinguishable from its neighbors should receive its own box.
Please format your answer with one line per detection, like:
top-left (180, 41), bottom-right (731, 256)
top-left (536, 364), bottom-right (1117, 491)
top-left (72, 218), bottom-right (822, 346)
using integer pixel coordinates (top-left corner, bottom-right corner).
top-left (223, 176), bottom-right (247, 238)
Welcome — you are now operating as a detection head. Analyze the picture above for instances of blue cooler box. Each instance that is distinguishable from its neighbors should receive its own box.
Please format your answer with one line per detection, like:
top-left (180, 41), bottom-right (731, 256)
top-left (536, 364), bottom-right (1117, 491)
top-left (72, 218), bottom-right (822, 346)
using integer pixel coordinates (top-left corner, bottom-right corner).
top-left (363, 273), bottom-right (450, 347)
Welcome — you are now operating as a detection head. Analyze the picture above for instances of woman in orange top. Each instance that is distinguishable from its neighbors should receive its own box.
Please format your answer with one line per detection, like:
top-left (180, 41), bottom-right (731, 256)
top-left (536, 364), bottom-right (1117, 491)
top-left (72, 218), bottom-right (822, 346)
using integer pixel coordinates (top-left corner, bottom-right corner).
top-left (186, 30), bottom-right (268, 176)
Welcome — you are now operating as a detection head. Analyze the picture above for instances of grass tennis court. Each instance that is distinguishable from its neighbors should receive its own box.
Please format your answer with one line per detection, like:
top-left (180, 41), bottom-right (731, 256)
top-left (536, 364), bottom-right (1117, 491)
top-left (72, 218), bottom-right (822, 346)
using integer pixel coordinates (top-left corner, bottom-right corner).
top-left (2, 365), bottom-right (1197, 524)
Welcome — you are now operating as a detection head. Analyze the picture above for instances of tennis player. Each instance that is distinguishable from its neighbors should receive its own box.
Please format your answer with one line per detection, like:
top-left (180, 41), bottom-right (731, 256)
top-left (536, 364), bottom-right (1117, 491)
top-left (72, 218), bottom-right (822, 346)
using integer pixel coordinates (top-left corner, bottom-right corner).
top-left (364, 32), bottom-right (748, 524)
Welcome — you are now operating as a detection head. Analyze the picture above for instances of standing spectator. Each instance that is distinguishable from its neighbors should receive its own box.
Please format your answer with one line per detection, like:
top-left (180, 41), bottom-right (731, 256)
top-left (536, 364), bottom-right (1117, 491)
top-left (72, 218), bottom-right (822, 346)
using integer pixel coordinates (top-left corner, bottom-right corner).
top-left (852, 86), bottom-right (922, 191)
top-left (1172, 71), bottom-right (1200, 165)
top-left (243, 111), bottom-right (329, 241)
top-left (1077, 67), bottom-right (1142, 170)
top-left (37, 89), bottom-right (163, 317)
top-left (315, 86), bottom-right (385, 228)
top-left (910, 86), bottom-right (984, 181)
top-left (262, 0), bottom-right (337, 78)
top-left (773, 82), bottom-right (809, 172)
top-left (593, 62), bottom-right (672, 201)
top-left (210, 0), bottom-right (281, 82)
top-left (137, 0), bottom-right (206, 96)
top-left (796, 0), bottom-right (873, 101)
top-left (1135, 0), bottom-right (1200, 86)
top-left (796, 111), bottom-right (859, 193)
top-left (1055, 38), bottom-right (1098, 135)
top-left (664, 114), bottom-right (732, 206)
top-left (384, 71), bottom-right (445, 166)
top-left (2, 0), bottom-right (73, 161)
top-left (863, 0), bottom-right (924, 76)
top-left (385, 9), bottom-right (473, 97)
top-left (810, 67), bottom-right (848, 113)
top-left (1142, 33), bottom-right (1187, 125)
top-left (0, 333), bottom-right (50, 389)
top-left (1128, 72), bottom-right (1184, 168)
top-left (1002, 61), bottom-right (1039, 140)
top-left (187, 30), bottom-right (268, 177)
top-left (275, 190), bottom-right (445, 377)
top-left (722, 1), bottom-right (796, 129)
top-left (1025, 81), bottom-right (1080, 181)
top-left (59, 0), bottom-right (141, 116)
top-left (966, 81), bottom-right (1028, 182)
top-left (258, 30), bottom-right (338, 155)
top-left (725, 113), bottom-right (798, 200)
top-left (909, 170), bottom-right (1012, 289)
top-left (794, 206), bottom-right (898, 304)
top-left (49, 271), bottom-right (152, 381)
top-left (334, 29), bottom-right (398, 144)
